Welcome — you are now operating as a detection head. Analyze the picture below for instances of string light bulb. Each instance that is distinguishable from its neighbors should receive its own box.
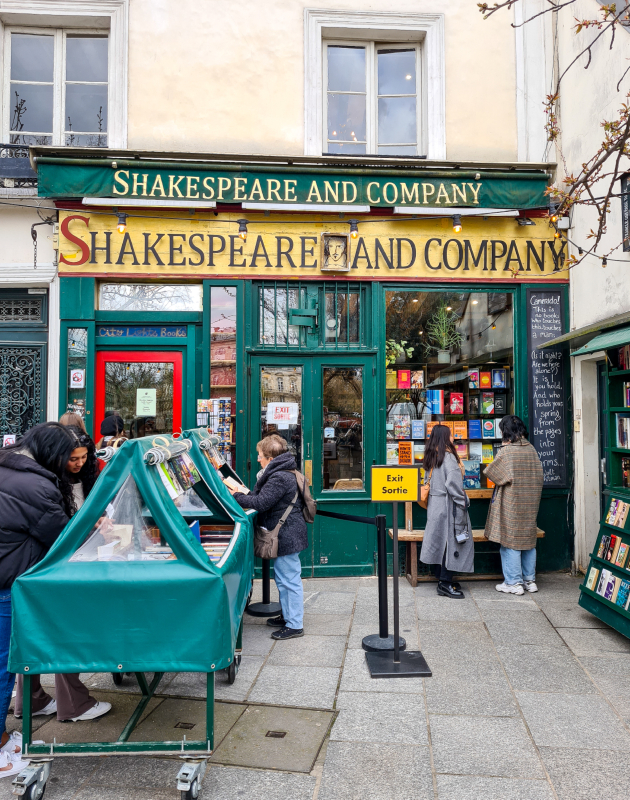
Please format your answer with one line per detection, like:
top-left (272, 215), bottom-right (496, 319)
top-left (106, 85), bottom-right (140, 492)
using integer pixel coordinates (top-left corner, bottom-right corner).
top-left (554, 230), bottom-right (561, 239)
top-left (602, 257), bottom-right (608, 267)
top-left (550, 213), bottom-right (559, 223)
top-left (452, 214), bottom-right (462, 233)
top-left (578, 247), bottom-right (583, 255)
top-left (116, 212), bottom-right (128, 234)
top-left (237, 219), bottom-right (248, 241)
top-left (472, 299), bottom-right (478, 305)
top-left (349, 219), bottom-right (359, 239)
top-left (492, 323), bottom-right (497, 330)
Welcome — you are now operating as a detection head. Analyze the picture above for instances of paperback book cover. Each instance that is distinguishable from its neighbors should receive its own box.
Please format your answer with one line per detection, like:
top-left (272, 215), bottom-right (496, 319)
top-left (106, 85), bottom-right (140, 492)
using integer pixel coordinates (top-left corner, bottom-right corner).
top-left (482, 420), bottom-right (496, 439)
top-left (386, 370), bottom-right (396, 389)
top-left (492, 368), bottom-right (507, 388)
top-left (462, 459), bottom-right (481, 489)
top-left (413, 444), bottom-right (425, 463)
top-left (398, 440), bottom-right (413, 465)
top-left (426, 390), bottom-right (445, 414)
top-left (397, 370), bottom-right (411, 389)
top-left (481, 392), bottom-right (495, 414)
top-left (386, 441), bottom-right (399, 465)
top-left (468, 369), bottom-right (480, 389)
top-left (610, 536), bottom-right (622, 564)
top-left (468, 395), bottom-right (480, 415)
top-left (411, 370), bottom-right (424, 389)
top-left (612, 577), bottom-right (622, 603)
top-left (450, 392), bottom-right (464, 414)
top-left (455, 442), bottom-right (469, 459)
top-left (606, 499), bottom-right (619, 525)
top-left (494, 394), bottom-right (507, 415)
top-left (468, 419), bottom-right (482, 439)
top-left (480, 371), bottom-right (492, 389)
top-left (597, 535), bottom-right (610, 559)
top-left (393, 415), bottom-right (411, 439)
top-left (615, 542), bottom-right (629, 568)
top-left (411, 419), bottom-right (425, 439)
top-left (616, 579), bottom-right (630, 608)
top-left (495, 419), bottom-right (503, 438)
top-left (468, 441), bottom-right (483, 461)
top-left (482, 443), bottom-right (494, 463)
top-left (596, 568), bottom-right (610, 594)
top-left (604, 573), bottom-right (617, 601)
top-left (443, 421), bottom-right (454, 436)
top-left (493, 443), bottom-right (503, 457)
top-left (586, 567), bottom-right (600, 591)
top-left (426, 421), bottom-right (439, 439)
top-left (453, 421), bottom-right (468, 440)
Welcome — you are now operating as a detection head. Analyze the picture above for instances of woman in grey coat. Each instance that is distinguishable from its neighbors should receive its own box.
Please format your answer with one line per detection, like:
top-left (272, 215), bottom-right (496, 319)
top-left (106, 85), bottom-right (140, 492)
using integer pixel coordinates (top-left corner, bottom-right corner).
top-left (421, 425), bottom-right (474, 598)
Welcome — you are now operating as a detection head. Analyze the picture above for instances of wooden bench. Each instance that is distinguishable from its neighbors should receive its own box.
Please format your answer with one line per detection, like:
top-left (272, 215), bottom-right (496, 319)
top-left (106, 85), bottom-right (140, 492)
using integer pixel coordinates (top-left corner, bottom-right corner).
top-left (389, 502), bottom-right (545, 586)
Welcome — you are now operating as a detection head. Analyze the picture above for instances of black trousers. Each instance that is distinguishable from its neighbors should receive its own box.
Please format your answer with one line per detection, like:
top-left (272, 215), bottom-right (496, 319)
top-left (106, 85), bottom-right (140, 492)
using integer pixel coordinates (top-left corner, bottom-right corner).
top-left (434, 549), bottom-right (454, 583)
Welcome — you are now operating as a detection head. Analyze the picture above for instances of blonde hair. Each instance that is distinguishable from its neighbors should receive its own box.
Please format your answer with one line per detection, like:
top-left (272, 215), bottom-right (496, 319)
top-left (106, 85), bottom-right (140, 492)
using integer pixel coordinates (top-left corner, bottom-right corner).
top-left (257, 434), bottom-right (288, 459)
top-left (59, 412), bottom-right (87, 433)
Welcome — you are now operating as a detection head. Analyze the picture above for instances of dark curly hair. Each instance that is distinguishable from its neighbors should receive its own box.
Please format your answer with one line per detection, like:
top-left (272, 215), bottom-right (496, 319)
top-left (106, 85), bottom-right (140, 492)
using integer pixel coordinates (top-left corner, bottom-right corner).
top-left (62, 425), bottom-right (100, 515)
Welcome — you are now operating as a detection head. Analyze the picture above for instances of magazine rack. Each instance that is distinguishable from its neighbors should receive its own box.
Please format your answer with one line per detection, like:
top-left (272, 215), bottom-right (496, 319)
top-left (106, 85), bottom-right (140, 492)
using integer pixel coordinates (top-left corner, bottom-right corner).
top-left (9, 429), bottom-right (255, 796)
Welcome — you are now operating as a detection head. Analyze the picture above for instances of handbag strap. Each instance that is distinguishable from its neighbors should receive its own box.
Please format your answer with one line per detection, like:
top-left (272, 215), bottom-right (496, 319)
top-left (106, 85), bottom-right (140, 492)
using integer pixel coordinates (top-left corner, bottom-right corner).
top-left (426, 467), bottom-right (434, 485)
top-left (275, 492), bottom-right (299, 530)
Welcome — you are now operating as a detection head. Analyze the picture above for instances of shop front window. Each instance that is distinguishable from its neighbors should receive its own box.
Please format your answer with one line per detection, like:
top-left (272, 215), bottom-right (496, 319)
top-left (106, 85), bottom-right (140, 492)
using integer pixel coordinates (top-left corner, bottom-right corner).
top-left (323, 367), bottom-right (364, 490)
top-left (67, 327), bottom-right (87, 418)
top-left (99, 283), bottom-right (202, 311)
top-left (385, 291), bottom-right (514, 490)
top-left (207, 287), bottom-right (237, 467)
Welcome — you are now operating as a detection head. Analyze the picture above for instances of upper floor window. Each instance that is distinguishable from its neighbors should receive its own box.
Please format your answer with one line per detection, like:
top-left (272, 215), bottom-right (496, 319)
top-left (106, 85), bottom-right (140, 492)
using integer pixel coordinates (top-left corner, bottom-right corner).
top-left (5, 28), bottom-right (108, 147)
top-left (324, 42), bottom-right (420, 156)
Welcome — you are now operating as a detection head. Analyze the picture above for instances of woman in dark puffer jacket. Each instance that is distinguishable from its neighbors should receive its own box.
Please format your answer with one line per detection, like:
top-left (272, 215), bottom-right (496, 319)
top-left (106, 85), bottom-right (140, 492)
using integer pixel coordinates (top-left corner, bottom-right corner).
top-left (229, 435), bottom-right (308, 641)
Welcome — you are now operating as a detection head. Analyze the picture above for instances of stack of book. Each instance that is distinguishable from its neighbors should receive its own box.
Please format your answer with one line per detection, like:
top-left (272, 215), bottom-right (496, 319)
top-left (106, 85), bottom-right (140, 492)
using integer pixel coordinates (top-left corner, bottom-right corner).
top-left (624, 381), bottom-right (630, 408)
top-left (586, 566), bottom-right (630, 610)
top-left (618, 345), bottom-right (630, 369)
top-left (605, 498), bottom-right (630, 527)
top-left (200, 532), bottom-right (232, 564)
top-left (617, 414), bottom-right (630, 448)
top-left (597, 534), bottom-right (629, 566)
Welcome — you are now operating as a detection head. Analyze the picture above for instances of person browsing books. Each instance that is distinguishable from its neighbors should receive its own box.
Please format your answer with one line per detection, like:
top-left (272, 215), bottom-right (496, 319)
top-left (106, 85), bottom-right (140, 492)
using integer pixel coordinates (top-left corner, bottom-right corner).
top-left (421, 424), bottom-right (474, 598)
top-left (227, 435), bottom-right (308, 640)
top-left (483, 415), bottom-right (543, 595)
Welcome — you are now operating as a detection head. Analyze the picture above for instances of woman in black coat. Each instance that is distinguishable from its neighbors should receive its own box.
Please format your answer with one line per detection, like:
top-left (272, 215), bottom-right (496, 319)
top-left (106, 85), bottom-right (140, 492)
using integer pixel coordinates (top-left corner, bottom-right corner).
top-left (228, 435), bottom-right (308, 641)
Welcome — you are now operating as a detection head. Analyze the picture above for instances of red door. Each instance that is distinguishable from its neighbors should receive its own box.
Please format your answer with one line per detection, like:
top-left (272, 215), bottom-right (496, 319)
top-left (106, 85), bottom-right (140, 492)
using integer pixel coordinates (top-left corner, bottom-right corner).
top-left (95, 351), bottom-right (183, 442)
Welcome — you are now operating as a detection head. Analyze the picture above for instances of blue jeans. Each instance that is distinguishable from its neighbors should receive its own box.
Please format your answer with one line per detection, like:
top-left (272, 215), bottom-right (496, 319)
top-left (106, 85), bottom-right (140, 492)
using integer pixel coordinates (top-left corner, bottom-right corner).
top-left (273, 553), bottom-right (304, 629)
top-left (0, 593), bottom-right (16, 736)
top-left (500, 546), bottom-right (536, 585)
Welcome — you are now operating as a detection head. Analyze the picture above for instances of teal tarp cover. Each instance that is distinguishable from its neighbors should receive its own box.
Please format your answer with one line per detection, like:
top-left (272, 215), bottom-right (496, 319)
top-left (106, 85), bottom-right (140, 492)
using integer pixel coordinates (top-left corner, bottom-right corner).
top-left (9, 430), bottom-right (254, 675)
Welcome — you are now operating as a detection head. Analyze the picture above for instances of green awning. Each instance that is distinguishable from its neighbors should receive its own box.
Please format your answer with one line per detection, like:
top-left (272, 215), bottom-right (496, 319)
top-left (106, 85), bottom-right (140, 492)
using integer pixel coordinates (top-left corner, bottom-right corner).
top-left (572, 326), bottom-right (630, 356)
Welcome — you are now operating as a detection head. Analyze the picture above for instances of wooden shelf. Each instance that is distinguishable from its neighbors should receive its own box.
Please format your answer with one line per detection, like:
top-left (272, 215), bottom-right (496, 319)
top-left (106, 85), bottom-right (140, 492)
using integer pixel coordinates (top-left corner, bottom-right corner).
top-left (466, 489), bottom-right (494, 499)
top-left (601, 520), bottom-right (630, 533)
top-left (610, 407), bottom-right (630, 413)
top-left (390, 527), bottom-right (545, 543)
top-left (611, 447), bottom-right (630, 454)
top-left (589, 553), bottom-right (630, 577)
top-left (604, 485), bottom-right (630, 498)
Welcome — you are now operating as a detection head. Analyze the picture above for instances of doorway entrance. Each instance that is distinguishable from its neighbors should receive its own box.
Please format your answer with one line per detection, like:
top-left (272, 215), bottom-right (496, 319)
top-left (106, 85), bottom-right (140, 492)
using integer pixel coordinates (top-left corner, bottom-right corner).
top-left (250, 355), bottom-right (376, 576)
top-left (95, 350), bottom-right (183, 442)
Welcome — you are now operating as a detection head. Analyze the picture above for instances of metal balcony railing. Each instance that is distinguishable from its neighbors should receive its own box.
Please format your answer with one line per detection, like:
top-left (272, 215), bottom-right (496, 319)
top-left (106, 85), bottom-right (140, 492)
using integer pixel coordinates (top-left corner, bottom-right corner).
top-left (0, 144), bottom-right (37, 187)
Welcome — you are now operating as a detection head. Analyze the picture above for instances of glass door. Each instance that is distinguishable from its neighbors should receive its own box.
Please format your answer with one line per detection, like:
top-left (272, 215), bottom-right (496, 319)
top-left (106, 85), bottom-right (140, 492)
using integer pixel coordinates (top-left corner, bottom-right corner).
top-left (251, 355), bottom-right (375, 576)
top-left (95, 351), bottom-right (183, 442)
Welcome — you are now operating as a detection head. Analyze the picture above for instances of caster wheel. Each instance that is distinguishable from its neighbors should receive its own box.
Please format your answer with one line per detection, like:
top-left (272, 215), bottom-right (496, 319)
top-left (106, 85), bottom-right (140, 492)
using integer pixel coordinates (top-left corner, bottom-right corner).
top-left (112, 672), bottom-right (124, 686)
top-left (245, 587), bottom-right (253, 609)
top-left (235, 653), bottom-right (242, 667)
top-left (24, 781), bottom-right (46, 800)
top-left (181, 777), bottom-right (199, 800)
top-left (226, 659), bottom-right (238, 685)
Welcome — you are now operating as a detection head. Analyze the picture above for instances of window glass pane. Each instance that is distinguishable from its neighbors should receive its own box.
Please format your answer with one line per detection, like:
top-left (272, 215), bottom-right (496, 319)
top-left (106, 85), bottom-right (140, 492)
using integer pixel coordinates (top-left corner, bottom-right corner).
top-left (65, 83), bottom-right (108, 133)
top-left (378, 97), bottom-right (416, 145)
top-left (66, 36), bottom-right (108, 82)
top-left (378, 49), bottom-right (416, 94)
top-left (104, 361), bottom-right (175, 439)
top-left (9, 134), bottom-right (52, 146)
top-left (209, 287), bottom-right (237, 467)
top-left (10, 83), bottom-right (53, 133)
top-left (259, 287), bottom-right (301, 346)
top-left (327, 93), bottom-right (366, 144)
top-left (11, 34), bottom-right (53, 82)
top-left (67, 327), bottom-right (87, 419)
top-left (99, 284), bottom-right (202, 311)
top-left (325, 292), bottom-right (359, 343)
top-left (327, 46), bottom-right (366, 92)
top-left (70, 475), bottom-right (177, 562)
top-left (260, 366), bottom-right (302, 466)
top-left (385, 291), bottom-right (514, 488)
top-left (323, 368), bottom-right (363, 490)
top-left (65, 132), bottom-right (107, 147)
top-left (378, 145), bottom-right (417, 156)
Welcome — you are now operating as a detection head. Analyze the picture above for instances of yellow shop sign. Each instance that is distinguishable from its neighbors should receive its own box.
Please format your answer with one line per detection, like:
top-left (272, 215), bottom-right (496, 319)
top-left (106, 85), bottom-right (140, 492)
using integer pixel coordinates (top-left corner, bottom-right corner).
top-left (57, 211), bottom-right (568, 281)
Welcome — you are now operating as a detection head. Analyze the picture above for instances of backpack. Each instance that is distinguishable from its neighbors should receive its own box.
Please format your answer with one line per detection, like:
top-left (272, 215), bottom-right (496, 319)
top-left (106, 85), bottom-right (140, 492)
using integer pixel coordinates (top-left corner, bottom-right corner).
top-left (292, 470), bottom-right (317, 523)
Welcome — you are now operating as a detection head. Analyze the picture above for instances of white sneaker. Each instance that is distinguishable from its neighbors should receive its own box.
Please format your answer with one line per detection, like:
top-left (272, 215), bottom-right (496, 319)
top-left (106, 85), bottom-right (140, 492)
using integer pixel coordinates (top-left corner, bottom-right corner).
top-left (71, 701), bottom-right (112, 722)
top-left (0, 751), bottom-right (27, 779)
top-left (13, 697), bottom-right (56, 720)
top-left (0, 731), bottom-right (21, 756)
top-left (495, 581), bottom-right (525, 596)
top-left (523, 580), bottom-right (538, 593)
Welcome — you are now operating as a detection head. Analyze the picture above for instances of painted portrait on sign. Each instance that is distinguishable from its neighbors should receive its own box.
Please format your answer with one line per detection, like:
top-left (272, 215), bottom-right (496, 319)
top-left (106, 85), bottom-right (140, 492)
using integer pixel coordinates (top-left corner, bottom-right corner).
top-left (321, 233), bottom-right (350, 272)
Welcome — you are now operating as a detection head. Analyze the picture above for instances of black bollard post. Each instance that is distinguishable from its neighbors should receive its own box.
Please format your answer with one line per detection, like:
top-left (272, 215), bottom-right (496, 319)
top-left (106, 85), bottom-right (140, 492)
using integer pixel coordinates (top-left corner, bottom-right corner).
top-left (246, 558), bottom-right (282, 617)
top-left (362, 514), bottom-right (406, 653)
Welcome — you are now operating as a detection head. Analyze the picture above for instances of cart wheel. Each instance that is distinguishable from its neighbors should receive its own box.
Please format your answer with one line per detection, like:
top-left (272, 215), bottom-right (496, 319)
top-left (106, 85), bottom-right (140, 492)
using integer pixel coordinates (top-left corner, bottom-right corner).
top-left (23, 780), bottom-right (46, 800)
top-left (180, 777), bottom-right (199, 800)
top-left (226, 659), bottom-right (238, 685)
top-left (235, 653), bottom-right (242, 667)
top-left (112, 672), bottom-right (124, 686)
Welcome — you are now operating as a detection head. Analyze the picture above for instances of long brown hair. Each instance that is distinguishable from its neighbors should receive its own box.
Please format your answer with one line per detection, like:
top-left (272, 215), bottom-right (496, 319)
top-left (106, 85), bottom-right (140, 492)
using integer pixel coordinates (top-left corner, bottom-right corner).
top-left (423, 424), bottom-right (460, 471)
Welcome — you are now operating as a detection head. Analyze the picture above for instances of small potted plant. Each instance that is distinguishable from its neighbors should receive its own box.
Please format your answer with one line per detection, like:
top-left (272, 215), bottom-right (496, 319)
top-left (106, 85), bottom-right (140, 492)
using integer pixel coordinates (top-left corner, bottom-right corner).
top-left (425, 305), bottom-right (463, 363)
top-left (385, 339), bottom-right (414, 366)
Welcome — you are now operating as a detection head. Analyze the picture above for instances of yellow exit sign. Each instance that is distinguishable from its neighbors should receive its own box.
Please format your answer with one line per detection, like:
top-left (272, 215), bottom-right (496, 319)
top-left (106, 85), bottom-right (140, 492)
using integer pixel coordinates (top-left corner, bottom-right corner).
top-left (371, 466), bottom-right (419, 502)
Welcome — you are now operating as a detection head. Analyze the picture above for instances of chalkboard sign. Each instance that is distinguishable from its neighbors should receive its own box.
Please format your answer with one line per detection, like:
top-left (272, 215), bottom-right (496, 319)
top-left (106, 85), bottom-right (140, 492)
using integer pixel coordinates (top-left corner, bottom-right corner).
top-left (527, 289), bottom-right (567, 487)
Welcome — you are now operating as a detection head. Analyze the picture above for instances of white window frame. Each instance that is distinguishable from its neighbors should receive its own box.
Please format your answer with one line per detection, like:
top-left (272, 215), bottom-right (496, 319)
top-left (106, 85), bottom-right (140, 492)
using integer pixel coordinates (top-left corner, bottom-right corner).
top-left (323, 40), bottom-right (422, 157)
top-left (0, 0), bottom-right (128, 148)
top-left (3, 25), bottom-right (109, 146)
top-left (304, 9), bottom-right (445, 160)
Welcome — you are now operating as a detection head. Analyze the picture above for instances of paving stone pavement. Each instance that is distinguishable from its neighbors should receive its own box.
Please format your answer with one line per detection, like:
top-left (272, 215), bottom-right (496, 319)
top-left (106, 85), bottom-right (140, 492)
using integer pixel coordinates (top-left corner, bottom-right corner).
top-left (3, 573), bottom-right (629, 799)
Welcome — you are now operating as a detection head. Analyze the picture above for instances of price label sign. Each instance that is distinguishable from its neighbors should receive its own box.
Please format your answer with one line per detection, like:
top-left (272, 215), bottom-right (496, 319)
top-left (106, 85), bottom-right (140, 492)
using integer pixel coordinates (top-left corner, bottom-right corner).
top-left (371, 465), bottom-right (419, 502)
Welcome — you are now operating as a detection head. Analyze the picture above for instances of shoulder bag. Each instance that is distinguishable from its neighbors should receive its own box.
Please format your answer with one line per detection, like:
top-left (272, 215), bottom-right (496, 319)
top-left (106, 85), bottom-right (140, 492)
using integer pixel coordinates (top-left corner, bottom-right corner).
top-left (419, 468), bottom-right (433, 509)
top-left (254, 491), bottom-right (298, 559)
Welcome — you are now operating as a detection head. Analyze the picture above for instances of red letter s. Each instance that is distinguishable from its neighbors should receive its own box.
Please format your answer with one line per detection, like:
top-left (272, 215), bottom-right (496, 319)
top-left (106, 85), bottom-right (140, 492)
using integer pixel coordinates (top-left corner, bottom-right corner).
top-left (59, 215), bottom-right (90, 266)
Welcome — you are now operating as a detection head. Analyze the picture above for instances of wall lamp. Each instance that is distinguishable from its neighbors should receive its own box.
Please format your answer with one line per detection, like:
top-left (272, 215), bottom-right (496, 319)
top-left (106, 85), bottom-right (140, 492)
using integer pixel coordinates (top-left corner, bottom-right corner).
top-left (237, 219), bottom-right (248, 241)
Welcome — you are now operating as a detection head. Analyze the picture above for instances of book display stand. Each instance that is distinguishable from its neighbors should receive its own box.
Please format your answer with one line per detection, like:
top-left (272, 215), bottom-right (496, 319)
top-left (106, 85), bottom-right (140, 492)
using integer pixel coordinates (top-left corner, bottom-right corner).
top-left (579, 343), bottom-right (630, 638)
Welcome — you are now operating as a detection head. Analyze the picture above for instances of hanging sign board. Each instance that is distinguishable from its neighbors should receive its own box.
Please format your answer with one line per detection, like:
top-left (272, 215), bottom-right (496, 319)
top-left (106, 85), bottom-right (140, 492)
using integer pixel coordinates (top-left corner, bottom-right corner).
top-left (136, 388), bottom-right (157, 416)
top-left (69, 368), bottom-right (85, 389)
top-left (371, 465), bottom-right (419, 502)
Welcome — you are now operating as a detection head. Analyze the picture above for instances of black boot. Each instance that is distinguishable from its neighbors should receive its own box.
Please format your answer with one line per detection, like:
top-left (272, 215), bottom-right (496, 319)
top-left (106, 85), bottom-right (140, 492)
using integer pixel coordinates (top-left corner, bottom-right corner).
top-left (437, 581), bottom-right (465, 599)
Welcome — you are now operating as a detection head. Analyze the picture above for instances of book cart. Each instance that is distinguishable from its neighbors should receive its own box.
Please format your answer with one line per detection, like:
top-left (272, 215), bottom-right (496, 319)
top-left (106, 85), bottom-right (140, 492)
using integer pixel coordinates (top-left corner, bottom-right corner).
top-left (8, 429), bottom-right (255, 800)
top-left (579, 343), bottom-right (630, 638)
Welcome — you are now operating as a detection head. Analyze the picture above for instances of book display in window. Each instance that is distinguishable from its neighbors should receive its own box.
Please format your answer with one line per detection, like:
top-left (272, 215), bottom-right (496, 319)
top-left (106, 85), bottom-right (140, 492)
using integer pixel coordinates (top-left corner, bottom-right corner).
top-left (580, 339), bottom-right (630, 640)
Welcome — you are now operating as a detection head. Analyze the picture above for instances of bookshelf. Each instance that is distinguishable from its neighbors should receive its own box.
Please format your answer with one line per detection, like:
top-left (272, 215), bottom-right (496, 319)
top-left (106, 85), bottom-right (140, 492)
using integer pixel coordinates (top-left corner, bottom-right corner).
top-left (579, 342), bottom-right (630, 638)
